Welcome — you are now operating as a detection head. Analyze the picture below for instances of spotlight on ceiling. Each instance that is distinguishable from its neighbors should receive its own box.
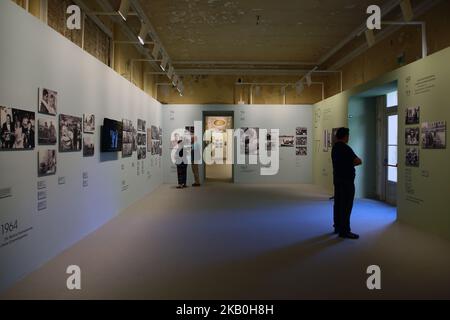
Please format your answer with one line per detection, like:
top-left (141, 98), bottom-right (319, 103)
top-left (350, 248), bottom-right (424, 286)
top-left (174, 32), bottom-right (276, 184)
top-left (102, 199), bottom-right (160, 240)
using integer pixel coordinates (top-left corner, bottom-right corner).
top-left (137, 22), bottom-right (149, 45)
top-left (118, 0), bottom-right (130, 21)
top-left (160, 55), bottom-right (169, 72)
top-left (400, 0), bottom-right (414, 22)
top-left (365, 29), bottom-right (376, 48)
top-left (172, 74), bottom-right (179, 87)
top-left (167, 65), bottom-right (174, 80)
top-left (152, 42), bottom-right (161, 60)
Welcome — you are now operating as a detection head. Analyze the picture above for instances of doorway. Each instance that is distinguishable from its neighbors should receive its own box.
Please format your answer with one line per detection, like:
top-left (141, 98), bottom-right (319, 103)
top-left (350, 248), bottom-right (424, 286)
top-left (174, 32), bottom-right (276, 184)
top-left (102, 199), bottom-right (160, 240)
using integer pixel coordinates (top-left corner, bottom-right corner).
top-left (348, 81), bottom-right (398, 207)
top-left (203, 111), bottom-right (234, 182)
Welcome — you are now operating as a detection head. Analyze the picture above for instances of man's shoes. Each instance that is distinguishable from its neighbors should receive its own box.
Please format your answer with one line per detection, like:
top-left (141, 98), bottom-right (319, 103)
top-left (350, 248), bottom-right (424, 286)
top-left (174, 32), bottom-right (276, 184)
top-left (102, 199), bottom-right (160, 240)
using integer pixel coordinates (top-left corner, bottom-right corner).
top-left (339, 232), bottom-right (360, 240)
top-left (192, 183), bottom-right (201, 187)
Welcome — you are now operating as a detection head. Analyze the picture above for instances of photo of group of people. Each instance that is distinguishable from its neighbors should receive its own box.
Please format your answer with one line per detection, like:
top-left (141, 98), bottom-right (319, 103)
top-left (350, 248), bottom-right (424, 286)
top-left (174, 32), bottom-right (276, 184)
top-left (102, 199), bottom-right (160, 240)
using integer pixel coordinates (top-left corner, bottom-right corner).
top-left (280, 135), bottom-right (294, 147)
top-left (59, 114), bottom-right (82, 152)
top-left (122, 119), bottom-right (133, 158)
top-left (150, 125), bottom-right (162, 156)
top-left (405, 147), bottom-right (420, 167)
top-left (422, 121), bottom-right (446, 149)
top-left (0, 107), bottom-right (35, 150)
top-left (0, 106), bottom-right (35, 150)
top-left (38, 119), bottom-right (57, 145)
top-left (38, 149), bottom-right (57, 177)
top-left (296, 127), bottom-right (308, 156)
top-left (137, 130), bottom-right (147, 160)
top-left (39, 88), bottom-right (57, 116)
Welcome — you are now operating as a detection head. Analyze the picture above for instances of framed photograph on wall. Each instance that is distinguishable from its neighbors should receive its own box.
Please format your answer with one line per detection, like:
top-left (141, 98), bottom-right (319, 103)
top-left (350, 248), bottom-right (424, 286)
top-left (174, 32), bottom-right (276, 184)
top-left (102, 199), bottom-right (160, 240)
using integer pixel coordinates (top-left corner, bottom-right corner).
top-left (38, 88), bottom-right (57, 116)
top-left (296, 127), bottom-right (307, 136)
top-left (38, 118), bottom-right (57, 145)
top-left (83, 114), bottom-right (95, 133)
top-left (280, 135), bottom-right (294, 147)
top-left (83, 135), bottom-right (95, 157)
top-left (422, 121), bottom-right (446, 149)
top-left (406, 107), bottom-right (420, 125)
top-left (59, 114), bottom-right (82, 152)
top-left (0, 106), bottom-right (35, 150)
top-left (38, 149), bottom-right (57, 177)
top-left (405, 147), bottom-right (420, 167)
top-left (138, 119), bottom-right (146, 132)
top-left (405, 127), bottom-right (420, 146)
top-left (296, 136), bottom-right (307, 146)
top-left (296, 147), bottom-right (307, 156)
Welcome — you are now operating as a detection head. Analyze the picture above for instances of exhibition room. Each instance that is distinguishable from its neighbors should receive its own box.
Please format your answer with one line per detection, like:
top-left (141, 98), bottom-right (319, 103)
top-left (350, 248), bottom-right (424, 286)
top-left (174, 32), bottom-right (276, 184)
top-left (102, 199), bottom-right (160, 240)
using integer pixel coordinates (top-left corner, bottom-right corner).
top-left (1, 0), bottom-right (450, 302)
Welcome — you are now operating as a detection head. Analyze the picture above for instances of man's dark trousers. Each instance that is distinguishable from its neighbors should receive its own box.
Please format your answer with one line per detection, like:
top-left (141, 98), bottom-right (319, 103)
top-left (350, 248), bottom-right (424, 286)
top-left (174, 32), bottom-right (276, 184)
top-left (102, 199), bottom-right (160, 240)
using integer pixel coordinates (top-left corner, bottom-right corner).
top-left (333, 179), bottom-right (355, 233)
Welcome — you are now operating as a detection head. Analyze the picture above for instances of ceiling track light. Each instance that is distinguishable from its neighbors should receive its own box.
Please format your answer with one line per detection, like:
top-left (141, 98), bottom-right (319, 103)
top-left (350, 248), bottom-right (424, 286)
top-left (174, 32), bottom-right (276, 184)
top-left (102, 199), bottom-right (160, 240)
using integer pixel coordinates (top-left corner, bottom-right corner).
top-left (172, 74), bottom-right (179, 87)
top-left (118, 0), bottom-right (131, 21)
top-left (400, 0), bottom-right (414, 22)
top-left (160, 55), bottom-right (169, 72)
top-left (152, 42), bottom-right (161, 60)
top-left (138, 22), bottom-right (149, 45)
top-left (167, 65), bottom-right (174, 80)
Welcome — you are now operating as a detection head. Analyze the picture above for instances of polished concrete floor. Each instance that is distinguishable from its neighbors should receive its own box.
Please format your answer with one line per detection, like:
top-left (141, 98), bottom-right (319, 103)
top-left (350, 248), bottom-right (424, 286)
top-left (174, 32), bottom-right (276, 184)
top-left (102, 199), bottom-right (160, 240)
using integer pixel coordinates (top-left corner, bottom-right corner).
top-left (2, 183), bottom-right (450, 299)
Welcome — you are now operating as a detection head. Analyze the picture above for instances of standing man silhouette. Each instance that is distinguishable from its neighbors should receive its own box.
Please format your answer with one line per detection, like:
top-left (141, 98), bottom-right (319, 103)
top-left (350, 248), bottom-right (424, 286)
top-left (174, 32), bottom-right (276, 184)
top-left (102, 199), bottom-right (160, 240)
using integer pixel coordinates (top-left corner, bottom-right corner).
top-left (332, 127), bottom-right (362, 239)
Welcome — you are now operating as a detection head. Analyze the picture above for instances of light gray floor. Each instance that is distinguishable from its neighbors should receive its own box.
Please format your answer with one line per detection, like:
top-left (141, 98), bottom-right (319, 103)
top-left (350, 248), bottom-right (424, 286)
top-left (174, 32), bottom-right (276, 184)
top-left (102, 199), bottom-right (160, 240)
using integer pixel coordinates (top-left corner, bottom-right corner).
top-left (2, 183), bottom-right (450, 300)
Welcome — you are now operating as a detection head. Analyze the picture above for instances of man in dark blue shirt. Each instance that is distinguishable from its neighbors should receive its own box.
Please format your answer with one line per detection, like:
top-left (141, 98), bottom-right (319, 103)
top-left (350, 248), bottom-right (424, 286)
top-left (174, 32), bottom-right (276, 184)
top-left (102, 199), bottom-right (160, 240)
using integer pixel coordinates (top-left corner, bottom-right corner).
top-left (332, 127), bottom-right (362, 239)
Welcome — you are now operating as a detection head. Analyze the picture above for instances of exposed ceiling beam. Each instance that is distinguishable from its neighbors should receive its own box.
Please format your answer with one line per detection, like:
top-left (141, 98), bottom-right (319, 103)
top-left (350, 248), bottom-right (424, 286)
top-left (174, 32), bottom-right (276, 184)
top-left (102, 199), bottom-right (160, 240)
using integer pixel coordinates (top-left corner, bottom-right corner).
top-left (72, 0), bottom-right (113, 38)
top-left (173, 61), bottom-right (317, 66)
top-left (95, 0), bottom-right (160, 71)
top-left (317, 0), bottom-right (402, 66)
top-left (328, 0), bottom-right (442, 70)
top-left (176, 69), bottom-right (341, 76)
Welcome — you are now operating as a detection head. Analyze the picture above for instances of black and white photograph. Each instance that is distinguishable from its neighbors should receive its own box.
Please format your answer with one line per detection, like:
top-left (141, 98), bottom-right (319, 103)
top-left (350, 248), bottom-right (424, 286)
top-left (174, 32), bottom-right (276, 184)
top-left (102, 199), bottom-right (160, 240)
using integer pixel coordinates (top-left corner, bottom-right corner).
top-left (122, 131), bottom-right (133, 157)
top-left (38, 118), bottom-right (57, 145)
top-left (323, 129), bottom-right (329, 152)
top-left (296, 127), bottom-right (308, 136)
top-left (39, 88), bottom-right (57, 116)
top-left (280, 135), bottom-right (295, 147)
top-left (83, 114), bottom-right (95, 133)
top-left (137, 133), bottom-right (146, 146)
top-left (151, 140), bottom-right (160, 155)
top-left (138, 147), bottom-right (147, 160)
top-left (151, 125), bottom-right (159, 140)
top-left (38, 149), bottom-right (57, 177)
top-left (59, 114), bottom-right (82, 152)
top-left (296, 136), bottom-right (307, 146)
top-left (296, 147), bottom-right (307, 156)
top-left (240, 127), bottom-right (259, 155)
top-left (422, 121), bottom-right (446, 149)
top-left (122, 119), bottom-right (133, 157)
top-left (0, 106), bottom-right (35, 150)
top-left (406, 147), bottom-right (420, 167)
top-left (405, 127), bottom-right (420, 146)
top-left (122, 119), bottom-right (133, 132)
top-left (406, 107), bottom-right (420, 125)
top-left (138, 119), bottom-right (146, 132)
top-left (83, 135), bottom-right (95, 157)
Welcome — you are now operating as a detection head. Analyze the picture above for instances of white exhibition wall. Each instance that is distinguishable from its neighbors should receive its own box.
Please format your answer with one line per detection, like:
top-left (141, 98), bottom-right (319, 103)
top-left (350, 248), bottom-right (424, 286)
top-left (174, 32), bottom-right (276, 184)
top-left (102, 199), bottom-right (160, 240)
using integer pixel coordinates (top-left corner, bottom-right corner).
top-left (163, 105), bottom-right (313, 184)
top-left (0, 1), bottom-right (163, 292)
